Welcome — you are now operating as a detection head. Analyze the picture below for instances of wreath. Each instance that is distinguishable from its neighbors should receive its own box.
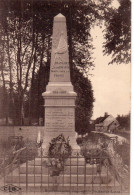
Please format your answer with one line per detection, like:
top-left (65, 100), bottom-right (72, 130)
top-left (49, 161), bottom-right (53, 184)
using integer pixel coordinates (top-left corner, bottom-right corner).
top-left (43, 134), bottom-right (72, 176)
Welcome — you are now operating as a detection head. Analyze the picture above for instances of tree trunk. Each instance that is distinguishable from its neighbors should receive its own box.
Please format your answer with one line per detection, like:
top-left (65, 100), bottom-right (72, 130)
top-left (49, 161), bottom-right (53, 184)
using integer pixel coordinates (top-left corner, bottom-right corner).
top-left (28, 47), bottom-right (37, 125)
top-left (0, 35), bottom-right (9, 124)
top-left (6, 31), bottom-right (15, 124)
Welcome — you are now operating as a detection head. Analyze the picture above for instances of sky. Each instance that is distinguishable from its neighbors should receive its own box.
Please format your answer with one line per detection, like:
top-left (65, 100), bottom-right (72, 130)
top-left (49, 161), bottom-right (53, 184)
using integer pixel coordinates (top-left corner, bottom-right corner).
top-left (89, 25), bottom-right (131, 119)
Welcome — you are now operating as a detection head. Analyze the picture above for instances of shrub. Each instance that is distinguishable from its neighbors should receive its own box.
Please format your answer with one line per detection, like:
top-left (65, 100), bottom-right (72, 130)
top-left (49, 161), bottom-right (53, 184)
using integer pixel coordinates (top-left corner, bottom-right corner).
top-left (113, 141), bottom-right (130, 167)
top-left (76, 137), bottom-right (83, 145)
top-left (80, 132), bottom-right (130, 190)
top-left (0, 139), bottom-right (38, 177)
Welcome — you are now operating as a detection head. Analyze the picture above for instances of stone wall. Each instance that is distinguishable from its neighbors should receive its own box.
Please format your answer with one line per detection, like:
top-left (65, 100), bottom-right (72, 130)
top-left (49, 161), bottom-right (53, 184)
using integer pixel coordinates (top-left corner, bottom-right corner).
top-left (0, 126), bottom-right (44, 142)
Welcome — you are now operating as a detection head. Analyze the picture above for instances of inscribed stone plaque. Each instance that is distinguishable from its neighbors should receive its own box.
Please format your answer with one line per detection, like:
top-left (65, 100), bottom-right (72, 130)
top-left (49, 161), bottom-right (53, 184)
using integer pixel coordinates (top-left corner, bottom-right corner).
top-left (45, 107), bottom-right (74, 132)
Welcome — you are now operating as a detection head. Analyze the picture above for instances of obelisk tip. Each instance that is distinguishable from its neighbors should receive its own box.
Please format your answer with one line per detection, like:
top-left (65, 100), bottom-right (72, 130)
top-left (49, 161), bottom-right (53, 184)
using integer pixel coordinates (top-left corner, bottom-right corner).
top-left (55, 13), bottom-right (65, 18)
top-left (54, 13), bottom-right (66, 21)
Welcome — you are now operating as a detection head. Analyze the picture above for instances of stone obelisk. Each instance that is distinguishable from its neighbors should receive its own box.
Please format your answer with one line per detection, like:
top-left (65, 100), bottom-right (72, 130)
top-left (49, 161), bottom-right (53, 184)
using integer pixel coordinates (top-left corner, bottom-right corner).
top-left (42, 13), bottom-right (79, 150)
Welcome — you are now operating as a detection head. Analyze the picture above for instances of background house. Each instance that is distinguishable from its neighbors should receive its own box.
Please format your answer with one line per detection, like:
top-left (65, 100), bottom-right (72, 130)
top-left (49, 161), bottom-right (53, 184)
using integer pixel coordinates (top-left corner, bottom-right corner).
top-left (95, 113), bottom-right (120, 133)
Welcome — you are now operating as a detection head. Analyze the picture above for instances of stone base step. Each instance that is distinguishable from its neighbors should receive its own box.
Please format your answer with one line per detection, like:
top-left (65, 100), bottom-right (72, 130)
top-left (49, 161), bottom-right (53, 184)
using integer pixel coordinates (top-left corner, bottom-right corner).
top-left (28, 157), bottom-right (86, 166)
top-left (19, 165), bottom-right (97, 175)
top-left (7, 183), bottom-right (121, 192)
top-left (6, 174), bottom-right (111, 184)
top-left (4, 156), bottom-right (118, 193)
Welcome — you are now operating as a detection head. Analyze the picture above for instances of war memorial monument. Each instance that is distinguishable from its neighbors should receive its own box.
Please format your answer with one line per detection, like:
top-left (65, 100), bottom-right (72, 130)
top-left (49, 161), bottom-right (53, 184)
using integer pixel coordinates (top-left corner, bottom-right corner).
top-left (42, 13), bottom-right (79, 150)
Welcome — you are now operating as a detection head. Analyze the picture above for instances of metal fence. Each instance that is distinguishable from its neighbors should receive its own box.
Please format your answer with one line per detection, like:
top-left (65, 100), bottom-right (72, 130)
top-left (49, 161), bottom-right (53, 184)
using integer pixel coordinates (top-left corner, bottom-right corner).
top-left (0, 145), bottom-right (128, 194)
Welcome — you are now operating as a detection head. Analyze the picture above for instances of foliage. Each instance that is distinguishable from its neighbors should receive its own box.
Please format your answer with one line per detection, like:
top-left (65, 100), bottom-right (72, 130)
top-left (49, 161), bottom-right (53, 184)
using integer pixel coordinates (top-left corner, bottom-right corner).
top-left (76, 137), bottom-right (83, 145)
top-left (0, 140), bottom-right (12, 154)
top-left (43, 134), bottom-right (72, 176)
top-left (116, 113), bottom-right (130, 130)
top-left (103, 0), bottom-right (131, 64)
top-left (80, 132), bottom-right (130, 189)
top-left (73, 68), bottom-right (94, 134)
top-left (113, 130), bottom-right (130, 140)
top-left (20, 139), bottom-right (38, 163)
top-left (0, 139), bottom-right (38, 177)
top-left (113, 141), bottom-right (130, 167)
top-left (0, 0), bottom-right (96, 124)
top-left (0, 87), bottom-right (8, 119)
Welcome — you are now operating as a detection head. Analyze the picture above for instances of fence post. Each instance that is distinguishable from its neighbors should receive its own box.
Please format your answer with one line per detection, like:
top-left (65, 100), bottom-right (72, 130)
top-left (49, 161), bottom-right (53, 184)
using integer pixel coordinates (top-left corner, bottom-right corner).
top-left (3, 149), bottom-right (5, 186)
top-left (77, 152), bottom-right (79, 193)
top-left (48, 154), bottom-right (49, 192)
top-left (62, 152), bottom-right (65, 189)
top-left (107, 157), bottom-right (109, 189)
top-left (34, 150), bottom-right (36, 193)
top-left (26, 147), bottom-right (28, 191)
top-left (18, 158), bottom-right (20, 189)
top-left (84, 156), bottom-right (86, 193)
top-left (41, 145), bottom-right (43, 192)
top-left (69, 154), bottom-right (71, 192)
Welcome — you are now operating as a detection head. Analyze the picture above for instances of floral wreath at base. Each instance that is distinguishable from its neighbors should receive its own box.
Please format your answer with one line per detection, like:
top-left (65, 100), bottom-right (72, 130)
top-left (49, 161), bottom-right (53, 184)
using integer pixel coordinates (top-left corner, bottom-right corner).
top-left (43, 134), bottom-right (72, 176)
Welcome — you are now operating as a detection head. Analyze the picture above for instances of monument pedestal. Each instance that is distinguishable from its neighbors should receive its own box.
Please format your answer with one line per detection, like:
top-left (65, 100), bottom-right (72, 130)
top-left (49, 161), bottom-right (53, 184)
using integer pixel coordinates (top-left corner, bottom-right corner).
top-left (42, 82), bottom-right (79, 151)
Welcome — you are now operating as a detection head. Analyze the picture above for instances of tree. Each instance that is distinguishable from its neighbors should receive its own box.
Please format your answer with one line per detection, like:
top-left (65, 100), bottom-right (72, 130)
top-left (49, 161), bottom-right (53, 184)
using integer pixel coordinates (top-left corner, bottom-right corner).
top-left (72, 68), bottom-right (94, 134)
top-left (0, 0), bottom-right (97, 125)
top-left (116, 113), bottom-right (130, 130)
top-left (0, 0), bottom-right (51, 124)
top-left (103, 0), bottom-right (131, 64)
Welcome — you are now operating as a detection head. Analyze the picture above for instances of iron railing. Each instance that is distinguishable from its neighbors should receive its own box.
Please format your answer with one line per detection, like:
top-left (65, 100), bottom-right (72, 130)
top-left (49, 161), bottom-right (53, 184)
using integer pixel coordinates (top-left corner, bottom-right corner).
top-left (0, 145), bottom-right (129, 194)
